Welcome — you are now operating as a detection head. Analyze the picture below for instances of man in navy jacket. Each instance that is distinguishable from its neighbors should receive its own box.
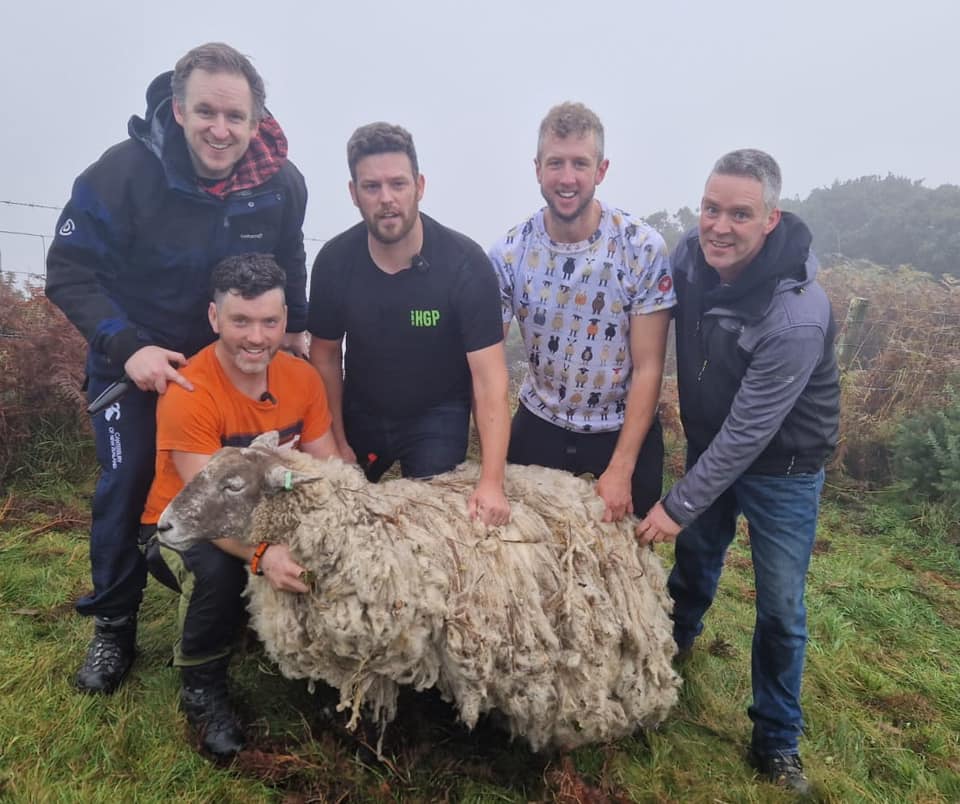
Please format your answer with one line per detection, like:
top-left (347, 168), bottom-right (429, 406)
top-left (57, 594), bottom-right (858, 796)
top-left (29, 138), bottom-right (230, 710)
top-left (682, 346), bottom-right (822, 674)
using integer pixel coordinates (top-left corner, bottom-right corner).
top-left (636, 149), bottom-right (839, 795)
top-left (46, 42), bottom-right (309, 703)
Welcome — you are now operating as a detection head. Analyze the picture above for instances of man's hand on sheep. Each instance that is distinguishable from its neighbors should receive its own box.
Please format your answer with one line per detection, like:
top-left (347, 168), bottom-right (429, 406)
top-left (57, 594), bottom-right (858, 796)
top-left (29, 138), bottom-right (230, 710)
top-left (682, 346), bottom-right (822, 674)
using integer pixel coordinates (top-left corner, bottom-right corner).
top-left (467, 478), bottom-right (511, 526)
top-left (124, 346), bottom-right (193, 394)
top-left (635, 501), bottom-right (682, 546)
top-left (595, 465), bottom-right (634, 522)
top-left (258, 543), bottom-right (311, 594)
top-left (338, 442), bottom-right (359, 466)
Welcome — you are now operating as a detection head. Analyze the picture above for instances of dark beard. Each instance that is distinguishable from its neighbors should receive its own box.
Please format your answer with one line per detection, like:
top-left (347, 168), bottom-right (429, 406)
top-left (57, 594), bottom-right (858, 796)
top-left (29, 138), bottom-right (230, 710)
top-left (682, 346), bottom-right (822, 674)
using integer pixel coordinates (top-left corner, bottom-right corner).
top-left (366, 210), bottom-right (417, 245)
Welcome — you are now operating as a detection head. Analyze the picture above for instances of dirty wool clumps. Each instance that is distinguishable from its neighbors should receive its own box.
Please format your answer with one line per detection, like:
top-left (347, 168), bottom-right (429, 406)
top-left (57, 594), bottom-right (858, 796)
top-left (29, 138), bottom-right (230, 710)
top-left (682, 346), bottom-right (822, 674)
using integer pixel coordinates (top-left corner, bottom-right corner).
top-left (157, 433), bottom-right (681, 752)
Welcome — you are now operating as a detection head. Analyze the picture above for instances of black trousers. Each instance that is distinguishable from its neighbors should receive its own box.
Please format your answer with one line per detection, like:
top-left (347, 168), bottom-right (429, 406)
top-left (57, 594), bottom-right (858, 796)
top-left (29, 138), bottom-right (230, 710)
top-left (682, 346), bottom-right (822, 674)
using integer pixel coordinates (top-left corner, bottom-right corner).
top-left (142, 526), bottom-right (247, 666)
top-left (507, 404), bottom-right (664, 515)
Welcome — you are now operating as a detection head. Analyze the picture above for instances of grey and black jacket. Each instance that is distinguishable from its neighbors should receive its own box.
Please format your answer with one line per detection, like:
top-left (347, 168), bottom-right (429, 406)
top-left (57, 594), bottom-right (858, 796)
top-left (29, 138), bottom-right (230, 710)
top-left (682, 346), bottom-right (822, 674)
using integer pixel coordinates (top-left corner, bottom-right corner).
top-left (662, 213), bottom-right (840, 527)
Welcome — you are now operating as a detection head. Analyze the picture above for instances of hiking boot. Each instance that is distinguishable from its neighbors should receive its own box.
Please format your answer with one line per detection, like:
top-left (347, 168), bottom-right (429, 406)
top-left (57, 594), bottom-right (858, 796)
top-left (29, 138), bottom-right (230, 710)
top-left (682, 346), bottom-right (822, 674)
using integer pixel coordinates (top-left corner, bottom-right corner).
top-left (751, 750), bottom-right (813, 796)
top-left (180, 658), bottom-right (244, 759)
top-left (674, 641), bottom-right (694, 664)
top-left (75, 614), bottom-right (137, 694)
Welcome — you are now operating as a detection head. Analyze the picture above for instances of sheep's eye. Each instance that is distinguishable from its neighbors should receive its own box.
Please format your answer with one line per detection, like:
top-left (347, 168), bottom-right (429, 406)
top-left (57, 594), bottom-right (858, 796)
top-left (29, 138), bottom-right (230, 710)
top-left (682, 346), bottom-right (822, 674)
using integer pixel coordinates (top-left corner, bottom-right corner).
top-left (223, 477), bottom-right (246, 494)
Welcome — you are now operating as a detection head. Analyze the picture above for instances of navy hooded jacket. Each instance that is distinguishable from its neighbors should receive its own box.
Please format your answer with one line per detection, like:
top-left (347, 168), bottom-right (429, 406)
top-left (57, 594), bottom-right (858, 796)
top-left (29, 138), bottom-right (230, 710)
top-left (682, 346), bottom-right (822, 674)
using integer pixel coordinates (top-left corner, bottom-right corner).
top-left (45, 71), bottom-right (308, 379)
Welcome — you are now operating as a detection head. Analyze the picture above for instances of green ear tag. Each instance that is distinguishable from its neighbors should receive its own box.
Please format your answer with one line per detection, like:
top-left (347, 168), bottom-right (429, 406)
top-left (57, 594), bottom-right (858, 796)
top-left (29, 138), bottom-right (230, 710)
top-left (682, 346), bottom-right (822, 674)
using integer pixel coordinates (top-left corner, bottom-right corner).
top-left (284, 470), bottom-right (293, 491)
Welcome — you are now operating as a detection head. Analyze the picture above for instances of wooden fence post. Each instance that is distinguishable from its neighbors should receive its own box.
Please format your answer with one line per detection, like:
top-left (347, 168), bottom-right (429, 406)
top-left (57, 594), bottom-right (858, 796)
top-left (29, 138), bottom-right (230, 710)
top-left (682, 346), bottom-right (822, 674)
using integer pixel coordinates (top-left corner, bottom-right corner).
top-left (837, 297), bottom-right (869, 370)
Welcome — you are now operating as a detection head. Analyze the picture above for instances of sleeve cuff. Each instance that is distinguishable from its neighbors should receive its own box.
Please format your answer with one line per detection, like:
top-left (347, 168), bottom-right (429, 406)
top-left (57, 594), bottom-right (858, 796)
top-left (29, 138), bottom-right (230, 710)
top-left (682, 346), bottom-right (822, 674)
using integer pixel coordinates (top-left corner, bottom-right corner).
top-left (661, 490), bottom-right (696, 529)
top-left (104, 328), bottom-right (145, 369)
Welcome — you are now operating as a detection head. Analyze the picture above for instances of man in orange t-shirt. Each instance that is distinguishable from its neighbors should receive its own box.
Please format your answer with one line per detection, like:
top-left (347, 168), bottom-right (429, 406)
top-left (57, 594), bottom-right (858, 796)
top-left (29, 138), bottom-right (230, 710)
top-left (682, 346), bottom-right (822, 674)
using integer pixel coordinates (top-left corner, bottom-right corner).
top-left (141, 253), bottom-right (338, 759)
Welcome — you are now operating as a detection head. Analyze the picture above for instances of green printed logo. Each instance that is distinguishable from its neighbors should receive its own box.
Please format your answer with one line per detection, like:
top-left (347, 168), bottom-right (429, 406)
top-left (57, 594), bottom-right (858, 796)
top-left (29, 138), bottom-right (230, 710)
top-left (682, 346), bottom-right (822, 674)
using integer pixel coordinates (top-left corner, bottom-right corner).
top-left (410, 309), bottom-right (441, 327)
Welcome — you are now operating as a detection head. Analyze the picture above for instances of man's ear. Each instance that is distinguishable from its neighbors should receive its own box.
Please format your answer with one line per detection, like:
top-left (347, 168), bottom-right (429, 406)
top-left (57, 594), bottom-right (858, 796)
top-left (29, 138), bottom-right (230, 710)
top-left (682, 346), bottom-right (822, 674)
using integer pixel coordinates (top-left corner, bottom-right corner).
top-left (208, 301), bottom-right (219, 333)
top-left (173, 97), bottom-right (185, 127)
top-left (348, 180), bottom-right (359, 208)
top-left (416, 172), bottom-right (425, 202)
top-left (764, 207), bottom-right (782, 235)
top-left (595, 158), bottom-right (610, 186)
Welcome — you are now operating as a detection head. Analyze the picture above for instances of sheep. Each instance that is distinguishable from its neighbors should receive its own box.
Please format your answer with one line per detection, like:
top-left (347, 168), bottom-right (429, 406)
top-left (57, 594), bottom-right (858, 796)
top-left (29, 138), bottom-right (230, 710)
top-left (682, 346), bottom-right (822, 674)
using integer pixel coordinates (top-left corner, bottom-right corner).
top-left (157, 432), bottom-right (680, 753)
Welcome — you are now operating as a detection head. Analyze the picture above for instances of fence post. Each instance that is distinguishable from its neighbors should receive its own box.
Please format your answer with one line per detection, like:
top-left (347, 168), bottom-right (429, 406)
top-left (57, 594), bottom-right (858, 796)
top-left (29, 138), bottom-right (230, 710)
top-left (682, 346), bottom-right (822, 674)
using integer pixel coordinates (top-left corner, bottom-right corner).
top-left (836, 297), bottom-right (869, 370)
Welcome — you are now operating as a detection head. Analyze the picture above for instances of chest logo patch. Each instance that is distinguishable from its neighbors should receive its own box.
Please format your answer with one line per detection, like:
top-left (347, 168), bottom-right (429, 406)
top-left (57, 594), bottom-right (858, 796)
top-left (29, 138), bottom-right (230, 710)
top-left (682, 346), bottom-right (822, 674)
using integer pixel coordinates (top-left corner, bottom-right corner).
top-left (410, 309), bottom-right (441, 327)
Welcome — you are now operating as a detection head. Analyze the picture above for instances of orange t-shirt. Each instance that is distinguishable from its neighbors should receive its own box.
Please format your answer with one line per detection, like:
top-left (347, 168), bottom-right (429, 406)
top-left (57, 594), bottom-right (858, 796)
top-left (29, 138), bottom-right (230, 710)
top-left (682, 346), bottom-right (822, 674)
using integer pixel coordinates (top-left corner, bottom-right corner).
top-left (141, 344), bottom-right (332, 524)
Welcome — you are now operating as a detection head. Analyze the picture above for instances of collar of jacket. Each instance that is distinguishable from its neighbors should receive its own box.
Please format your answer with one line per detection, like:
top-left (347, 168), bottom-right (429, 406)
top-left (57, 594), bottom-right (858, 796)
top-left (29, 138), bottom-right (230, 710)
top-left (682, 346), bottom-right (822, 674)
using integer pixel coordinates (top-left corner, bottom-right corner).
top-left (695, 211), bottom-right (812, 324)
top-left (126, 70), bottom-right (288, 197)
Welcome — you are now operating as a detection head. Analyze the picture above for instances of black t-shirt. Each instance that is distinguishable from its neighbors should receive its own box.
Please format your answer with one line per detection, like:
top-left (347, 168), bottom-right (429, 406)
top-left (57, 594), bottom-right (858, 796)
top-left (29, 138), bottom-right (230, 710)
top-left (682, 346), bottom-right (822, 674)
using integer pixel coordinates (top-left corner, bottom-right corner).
top-left (308, 214), bottom-right (503, 416)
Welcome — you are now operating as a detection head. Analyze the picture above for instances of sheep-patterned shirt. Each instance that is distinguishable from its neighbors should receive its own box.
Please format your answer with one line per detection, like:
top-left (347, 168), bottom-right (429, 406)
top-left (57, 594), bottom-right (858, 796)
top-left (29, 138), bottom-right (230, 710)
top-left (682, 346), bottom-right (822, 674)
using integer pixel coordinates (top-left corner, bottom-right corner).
top-left (489, 202), bottom-right (675, 432)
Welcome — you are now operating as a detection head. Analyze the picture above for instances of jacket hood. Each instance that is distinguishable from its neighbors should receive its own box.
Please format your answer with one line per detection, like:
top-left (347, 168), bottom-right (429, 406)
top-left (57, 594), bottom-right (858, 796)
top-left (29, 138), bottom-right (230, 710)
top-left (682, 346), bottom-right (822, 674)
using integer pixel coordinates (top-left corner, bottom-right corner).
top-left (127, 71), bottom-right (176, 161)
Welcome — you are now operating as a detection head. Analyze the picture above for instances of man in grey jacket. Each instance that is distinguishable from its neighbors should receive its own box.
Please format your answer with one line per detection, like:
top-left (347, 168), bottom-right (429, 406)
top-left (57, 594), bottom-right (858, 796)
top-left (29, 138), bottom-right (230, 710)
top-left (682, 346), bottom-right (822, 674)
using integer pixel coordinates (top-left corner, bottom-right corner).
top-left (636, 149), bottom-right (839, 796)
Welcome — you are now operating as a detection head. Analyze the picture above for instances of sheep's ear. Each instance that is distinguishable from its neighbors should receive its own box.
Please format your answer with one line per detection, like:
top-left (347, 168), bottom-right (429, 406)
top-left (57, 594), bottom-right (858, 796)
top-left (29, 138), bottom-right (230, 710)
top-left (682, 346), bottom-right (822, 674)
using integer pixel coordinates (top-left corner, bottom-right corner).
top-left (265, 464), bottom-right (319, 491)
top-left (251, 431), bottom-right (280, 451)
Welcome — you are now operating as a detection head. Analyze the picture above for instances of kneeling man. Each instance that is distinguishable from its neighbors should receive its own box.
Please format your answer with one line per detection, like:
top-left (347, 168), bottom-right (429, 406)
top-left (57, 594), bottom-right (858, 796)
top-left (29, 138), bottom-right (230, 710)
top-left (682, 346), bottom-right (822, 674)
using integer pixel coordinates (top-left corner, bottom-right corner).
top-left (141, 253), bottom-right (339, 758)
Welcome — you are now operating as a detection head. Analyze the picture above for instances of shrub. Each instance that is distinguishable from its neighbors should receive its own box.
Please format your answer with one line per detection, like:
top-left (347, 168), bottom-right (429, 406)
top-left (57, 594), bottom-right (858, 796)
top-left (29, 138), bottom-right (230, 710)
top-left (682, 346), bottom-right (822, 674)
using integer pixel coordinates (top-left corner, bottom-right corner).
top-left (892, 386), bottom-right (960, 502)
top-left (0, 275), bottom-right (92, 487)
top-left (820, 261), bottom-right (960, 484)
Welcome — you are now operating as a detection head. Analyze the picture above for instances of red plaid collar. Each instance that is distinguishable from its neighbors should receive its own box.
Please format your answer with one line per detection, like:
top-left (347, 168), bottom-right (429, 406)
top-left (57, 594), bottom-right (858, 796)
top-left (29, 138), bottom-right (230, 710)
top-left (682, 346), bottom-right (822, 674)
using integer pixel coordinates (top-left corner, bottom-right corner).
top-left (200, 116), bottom-right (287, 199)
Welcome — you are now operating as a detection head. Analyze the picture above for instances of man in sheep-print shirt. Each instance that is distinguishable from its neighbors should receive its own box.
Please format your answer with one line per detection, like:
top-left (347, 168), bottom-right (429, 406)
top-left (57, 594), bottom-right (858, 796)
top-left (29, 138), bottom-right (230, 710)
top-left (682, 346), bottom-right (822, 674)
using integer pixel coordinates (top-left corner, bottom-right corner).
top-left (489, 102), bottom-right (675, 524)
top-left (141, 254), bottom-right (339, 758)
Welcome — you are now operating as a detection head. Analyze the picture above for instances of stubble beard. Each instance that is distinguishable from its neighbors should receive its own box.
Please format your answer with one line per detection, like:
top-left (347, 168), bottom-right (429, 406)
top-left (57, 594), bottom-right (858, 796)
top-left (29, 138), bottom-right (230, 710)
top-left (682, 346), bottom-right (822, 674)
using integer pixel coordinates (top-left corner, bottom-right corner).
top-left (545, 189), bottom-right (596, 227)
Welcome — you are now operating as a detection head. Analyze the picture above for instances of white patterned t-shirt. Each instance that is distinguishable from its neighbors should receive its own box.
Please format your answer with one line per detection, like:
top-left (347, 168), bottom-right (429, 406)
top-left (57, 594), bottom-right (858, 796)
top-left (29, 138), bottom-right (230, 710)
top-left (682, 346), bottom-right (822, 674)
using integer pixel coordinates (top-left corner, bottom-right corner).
top-left (489, 202), bottom-right (675, 432)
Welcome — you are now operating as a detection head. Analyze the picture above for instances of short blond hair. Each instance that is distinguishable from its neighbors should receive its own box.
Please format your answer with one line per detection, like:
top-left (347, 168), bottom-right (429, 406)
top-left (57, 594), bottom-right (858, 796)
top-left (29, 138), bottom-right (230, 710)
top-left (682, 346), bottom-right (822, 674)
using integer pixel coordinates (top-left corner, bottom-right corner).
top-left (538, 102), bottom-right (604, 162)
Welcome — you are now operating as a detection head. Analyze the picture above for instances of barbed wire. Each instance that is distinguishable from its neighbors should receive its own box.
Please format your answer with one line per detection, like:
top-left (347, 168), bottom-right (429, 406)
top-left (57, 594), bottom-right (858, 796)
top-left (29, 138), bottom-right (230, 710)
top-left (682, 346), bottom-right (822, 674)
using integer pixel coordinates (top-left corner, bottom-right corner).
top-left (0, 199), bottom-right (63, 211)
top-left (1, 269), bottom-right (46, 279)
top-left (0, 207), bottom-right (326, 252)
top-left (845, 367), bottom-right (960, 374)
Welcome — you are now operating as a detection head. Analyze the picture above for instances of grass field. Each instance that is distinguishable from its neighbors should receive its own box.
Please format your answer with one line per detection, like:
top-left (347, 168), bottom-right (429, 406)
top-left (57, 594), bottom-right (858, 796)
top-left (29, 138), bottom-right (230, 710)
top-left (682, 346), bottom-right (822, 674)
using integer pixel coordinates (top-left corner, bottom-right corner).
top-left (1, 473), bottom-right (958, 804)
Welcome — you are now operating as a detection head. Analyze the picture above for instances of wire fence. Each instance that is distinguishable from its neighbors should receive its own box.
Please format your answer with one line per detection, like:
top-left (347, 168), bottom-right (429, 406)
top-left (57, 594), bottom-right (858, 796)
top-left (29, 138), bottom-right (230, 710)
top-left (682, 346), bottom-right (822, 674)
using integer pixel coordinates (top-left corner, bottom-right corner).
top-left (0, 198), bottom-right (328, 280)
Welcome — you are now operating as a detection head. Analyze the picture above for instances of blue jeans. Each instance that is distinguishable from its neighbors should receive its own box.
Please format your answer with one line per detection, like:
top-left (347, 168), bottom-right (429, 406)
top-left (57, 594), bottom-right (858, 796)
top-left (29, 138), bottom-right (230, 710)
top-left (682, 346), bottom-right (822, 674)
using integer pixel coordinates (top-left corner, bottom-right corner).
top-left (78, 368), bottom-right (157, 618)
top-left (668, 469), bottom-right (825, 755)
top-left (344, 400), bottom-right (471, 481)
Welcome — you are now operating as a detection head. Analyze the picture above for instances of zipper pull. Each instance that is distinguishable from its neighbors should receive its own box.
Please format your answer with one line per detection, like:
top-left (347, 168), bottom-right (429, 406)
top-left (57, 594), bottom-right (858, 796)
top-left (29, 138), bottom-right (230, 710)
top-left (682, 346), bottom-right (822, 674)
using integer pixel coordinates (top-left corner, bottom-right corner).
top-left (697, 360), bottom-right (708, 382)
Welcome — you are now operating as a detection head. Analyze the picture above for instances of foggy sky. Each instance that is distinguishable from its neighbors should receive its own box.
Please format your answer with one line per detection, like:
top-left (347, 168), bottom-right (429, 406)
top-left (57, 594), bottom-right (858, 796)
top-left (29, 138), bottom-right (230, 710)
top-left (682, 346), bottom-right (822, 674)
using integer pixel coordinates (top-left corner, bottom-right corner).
top-left (1, 0), bottom-right (956, 277)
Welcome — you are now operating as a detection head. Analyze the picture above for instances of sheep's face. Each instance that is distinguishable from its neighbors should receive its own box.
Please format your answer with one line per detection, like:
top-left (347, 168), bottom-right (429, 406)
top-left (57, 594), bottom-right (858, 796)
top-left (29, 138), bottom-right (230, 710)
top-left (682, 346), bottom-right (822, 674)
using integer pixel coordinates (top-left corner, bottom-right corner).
top-left (157, 446), bottom-right (283, 551)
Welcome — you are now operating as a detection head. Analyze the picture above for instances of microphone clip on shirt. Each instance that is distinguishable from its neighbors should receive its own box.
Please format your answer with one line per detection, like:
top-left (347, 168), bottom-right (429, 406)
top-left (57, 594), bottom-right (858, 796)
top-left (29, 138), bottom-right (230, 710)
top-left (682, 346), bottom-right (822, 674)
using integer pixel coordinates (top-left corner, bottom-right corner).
top-left (259, 390), bottom-right (277, 404)
top-left (411, 254), bottom-right (429, 273)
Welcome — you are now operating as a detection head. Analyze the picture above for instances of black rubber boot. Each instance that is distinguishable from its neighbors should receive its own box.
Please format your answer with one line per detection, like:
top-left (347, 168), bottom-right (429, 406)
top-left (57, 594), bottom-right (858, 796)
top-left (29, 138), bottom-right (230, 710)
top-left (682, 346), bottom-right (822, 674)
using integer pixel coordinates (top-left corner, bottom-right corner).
top-left (75, 614), bottom-right (137, 694)
top-left (179, 658), bottom-right (244, 759)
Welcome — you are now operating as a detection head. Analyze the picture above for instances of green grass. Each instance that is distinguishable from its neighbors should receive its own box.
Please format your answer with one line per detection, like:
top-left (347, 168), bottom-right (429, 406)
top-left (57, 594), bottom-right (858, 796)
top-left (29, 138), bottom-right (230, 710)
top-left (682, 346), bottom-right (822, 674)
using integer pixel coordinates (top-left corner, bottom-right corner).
top-left (1, 484), bottom-right (958, 803)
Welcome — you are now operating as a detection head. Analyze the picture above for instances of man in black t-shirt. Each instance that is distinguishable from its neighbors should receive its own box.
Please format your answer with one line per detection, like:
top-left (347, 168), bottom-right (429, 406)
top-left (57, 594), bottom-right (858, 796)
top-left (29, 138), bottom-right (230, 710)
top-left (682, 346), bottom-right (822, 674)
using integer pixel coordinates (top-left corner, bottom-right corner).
top-left (308, 122), bottom-right (511, 525)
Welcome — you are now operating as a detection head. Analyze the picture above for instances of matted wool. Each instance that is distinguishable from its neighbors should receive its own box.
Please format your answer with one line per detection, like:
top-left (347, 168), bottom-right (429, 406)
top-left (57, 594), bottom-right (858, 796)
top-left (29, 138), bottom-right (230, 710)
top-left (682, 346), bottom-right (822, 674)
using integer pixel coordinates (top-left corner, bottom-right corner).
top-left (158, 436), bottom-right (681, 752)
